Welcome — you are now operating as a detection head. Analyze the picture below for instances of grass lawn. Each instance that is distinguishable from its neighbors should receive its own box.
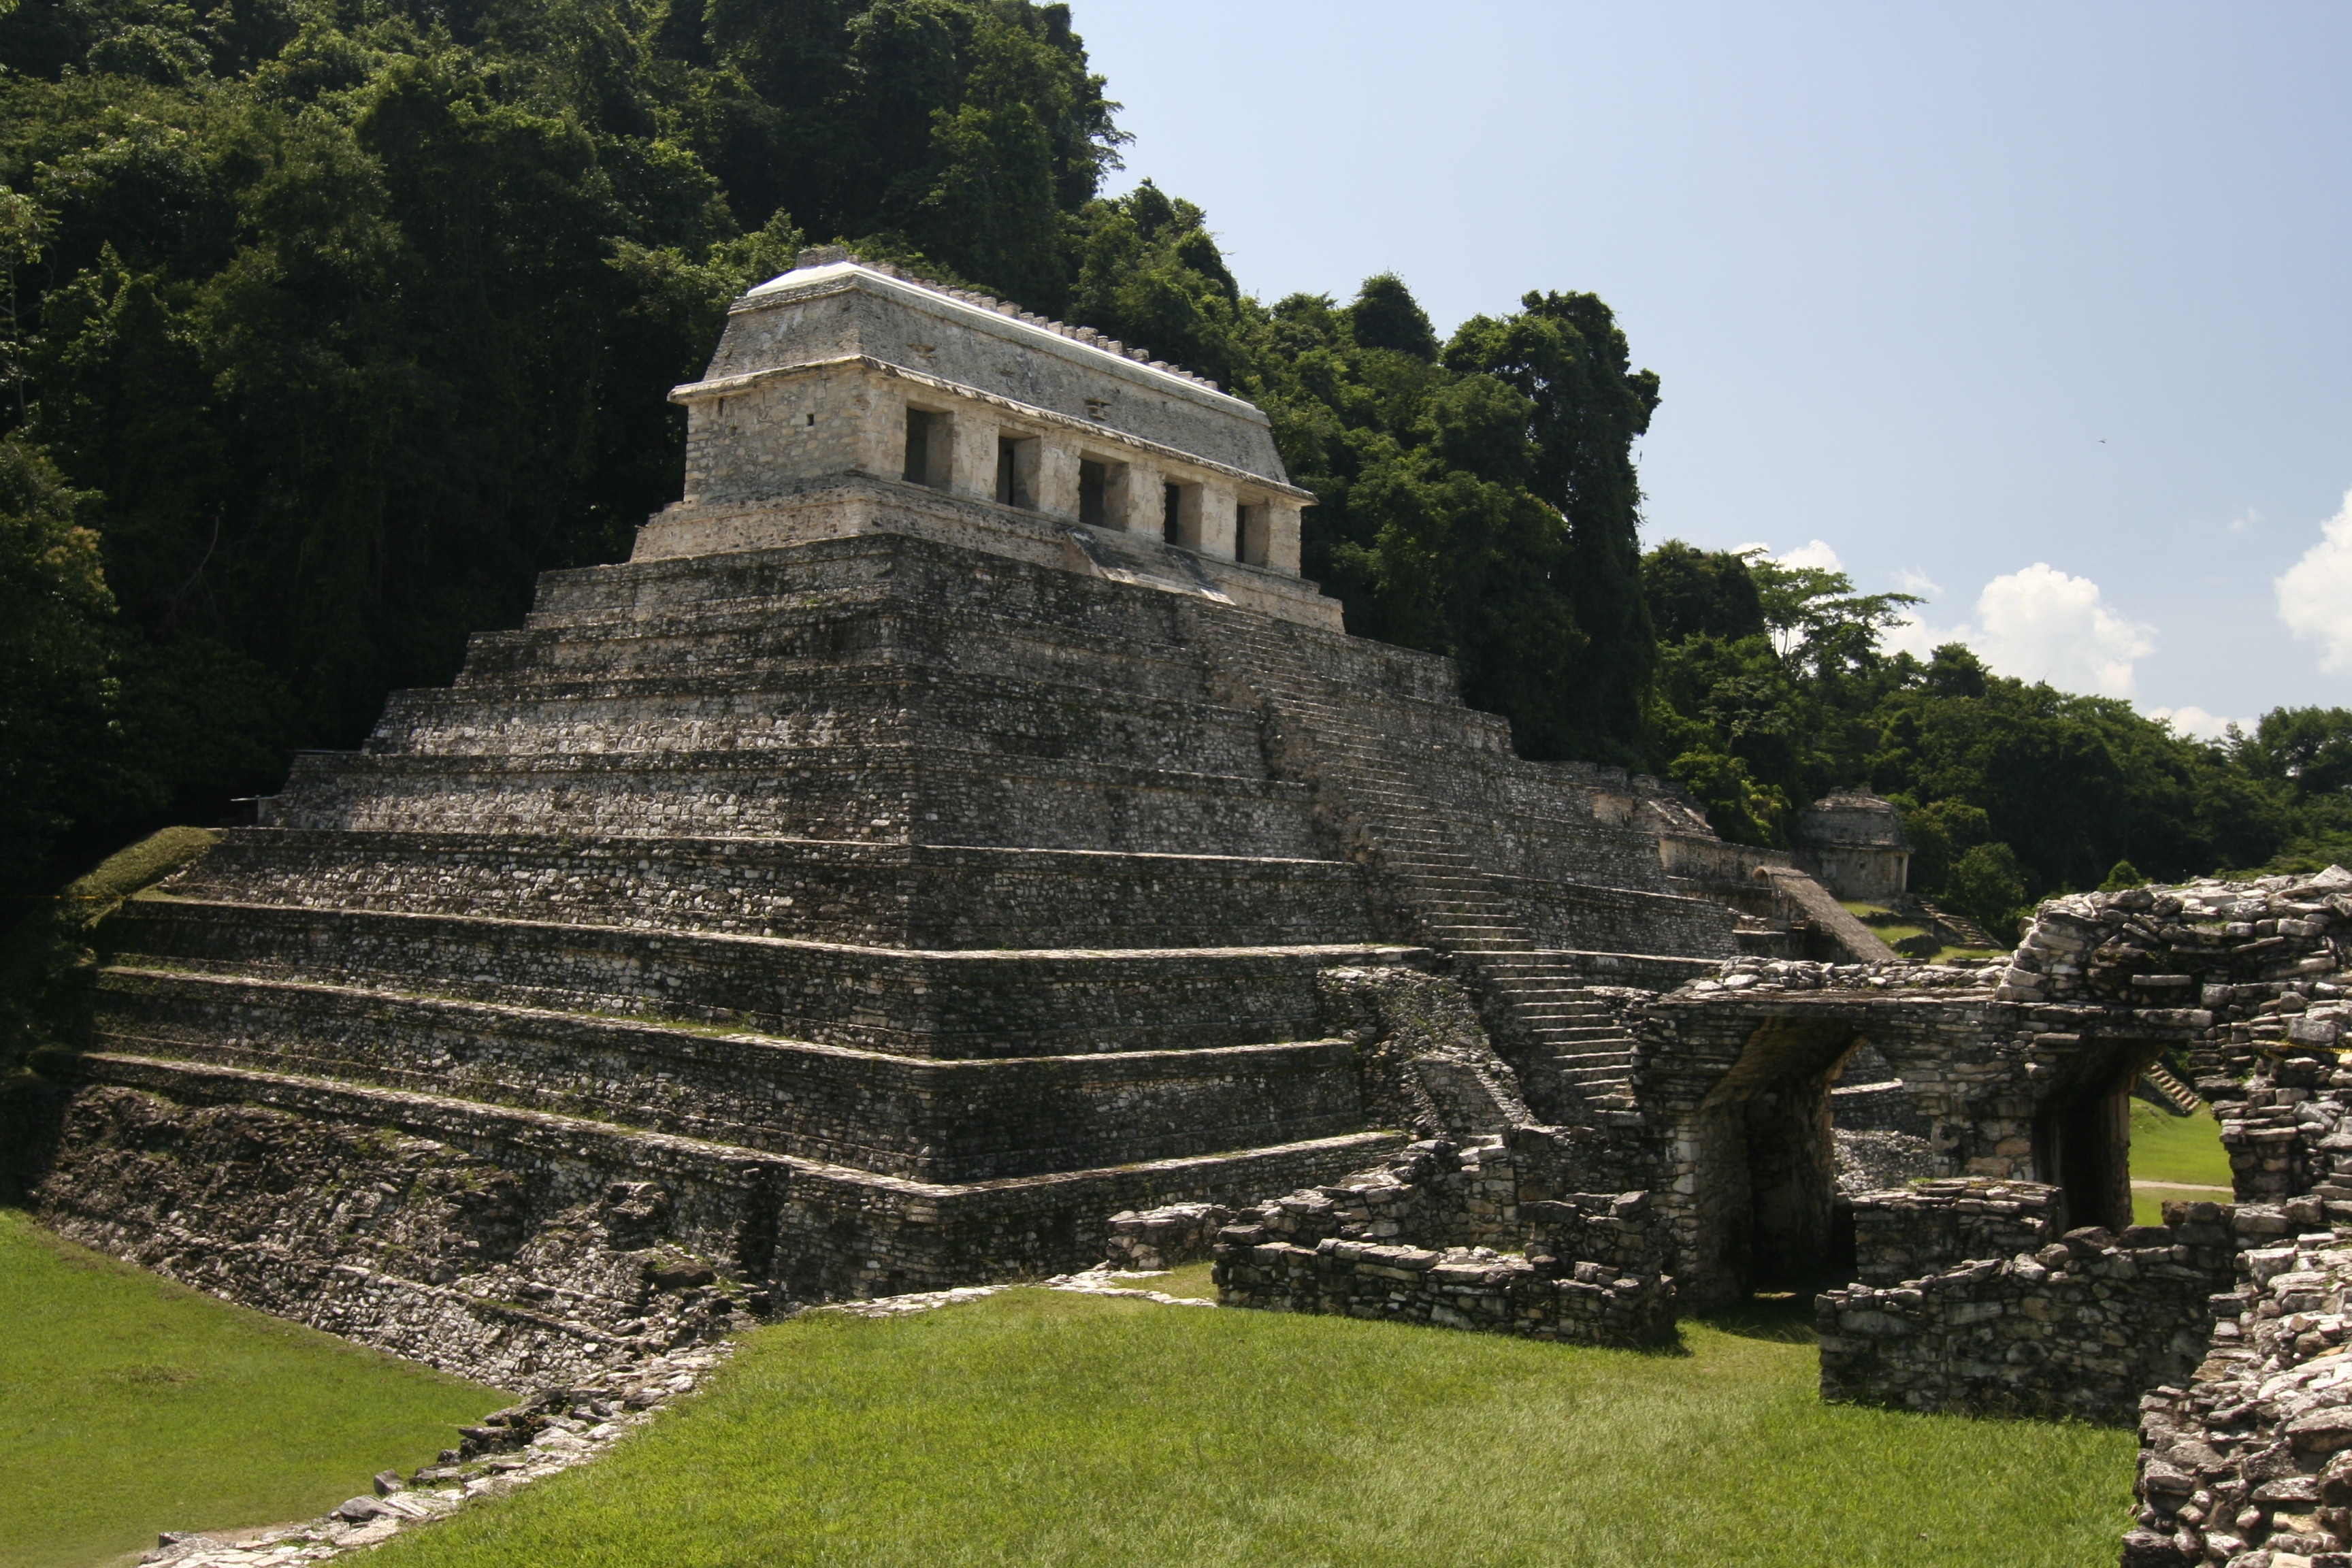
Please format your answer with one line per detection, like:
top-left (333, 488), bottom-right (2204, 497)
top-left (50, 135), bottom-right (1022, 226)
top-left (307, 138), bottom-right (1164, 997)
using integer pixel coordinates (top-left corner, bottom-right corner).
top-left (0, 1211), bottom-right (508, 1568)
top-left (373, 1287), bottom-right (2135, 1568)
top-left (2129, 1098), bottom-right (2234, 1224)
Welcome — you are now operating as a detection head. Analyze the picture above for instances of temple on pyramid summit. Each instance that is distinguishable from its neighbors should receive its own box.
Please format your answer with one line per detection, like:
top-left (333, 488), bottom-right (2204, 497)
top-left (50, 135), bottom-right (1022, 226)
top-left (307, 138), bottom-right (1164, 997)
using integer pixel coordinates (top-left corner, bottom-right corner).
top-left (23, 250), bottom-right (1889, 1384)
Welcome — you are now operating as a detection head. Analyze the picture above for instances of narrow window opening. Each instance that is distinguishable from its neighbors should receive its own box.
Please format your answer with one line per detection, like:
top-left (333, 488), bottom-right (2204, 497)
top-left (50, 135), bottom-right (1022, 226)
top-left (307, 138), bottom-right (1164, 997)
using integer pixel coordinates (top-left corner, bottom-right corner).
top-left (902, 409), bottom-right (939, 487)
top-left (1163, 481), bottom-right (1201, 548)
top-left (1078, 459), bottom-right (1108, 526)
top-left (806, 412), bottom-right (817, 427)
top-left (1236, 502), bottom-right (1268, 566)
top-left (996, 435), bottom-right (1037, 509)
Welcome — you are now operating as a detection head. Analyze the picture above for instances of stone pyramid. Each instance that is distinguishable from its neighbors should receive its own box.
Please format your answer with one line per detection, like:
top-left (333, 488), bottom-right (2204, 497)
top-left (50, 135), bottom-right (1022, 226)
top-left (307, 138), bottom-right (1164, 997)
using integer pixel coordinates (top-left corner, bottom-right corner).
top-left (37, 255), bottom-right (1752, 1383)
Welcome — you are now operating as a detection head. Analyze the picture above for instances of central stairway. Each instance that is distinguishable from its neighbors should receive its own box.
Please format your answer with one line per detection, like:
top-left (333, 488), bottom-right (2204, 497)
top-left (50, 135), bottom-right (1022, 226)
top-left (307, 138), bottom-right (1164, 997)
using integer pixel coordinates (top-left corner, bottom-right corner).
top-left (1196, 607), bottom-right (1647, 1124)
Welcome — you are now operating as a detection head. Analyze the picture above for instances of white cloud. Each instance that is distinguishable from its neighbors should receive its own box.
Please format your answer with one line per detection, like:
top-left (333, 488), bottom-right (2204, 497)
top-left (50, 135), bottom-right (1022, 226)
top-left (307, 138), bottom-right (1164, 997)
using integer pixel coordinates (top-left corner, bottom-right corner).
top-left (2276, 489), bottom-right (2352, 674)
top-left (1882, 610), bottom-right (1962, 661)
top-left (1775, 538), bottom-right (1844, 572)
top-left (2228, 508), bottom-right (2261, 536)
top-left (1878, 564), bottom-right (2155, 697)
top-left (1895, 567), bottom-right (1943, 597)
top-left (1971, 564), bottom-right (2155, 698)
top-left (2148, 705), bottom-right (2247, 742)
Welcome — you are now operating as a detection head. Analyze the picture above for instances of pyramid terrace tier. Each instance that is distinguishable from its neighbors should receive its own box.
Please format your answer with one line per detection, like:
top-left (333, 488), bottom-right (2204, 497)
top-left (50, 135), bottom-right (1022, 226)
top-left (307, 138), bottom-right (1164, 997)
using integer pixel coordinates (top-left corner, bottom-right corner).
top-left (91, 968), bottom-right (1374, 1181)
top-left (180, 830), bottom-right (1382, 950)
top-left (101, 895), bottom-right (1420, 1059)
top-left (366, 669), bottom-right (1282, 768)
top-left (43, 1054), bottom-right (1411, 1307)
top-left (460, 531), bottom-right (1362, 694)
top-left (261, 747), bottom-right (1330, 853)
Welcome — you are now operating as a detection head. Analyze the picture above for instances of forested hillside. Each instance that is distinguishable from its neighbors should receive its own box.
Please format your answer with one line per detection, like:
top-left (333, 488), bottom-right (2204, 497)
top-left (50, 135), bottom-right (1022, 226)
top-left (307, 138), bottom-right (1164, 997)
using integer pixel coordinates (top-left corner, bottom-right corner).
top-left (0, 0), bottom-right (2344, 941)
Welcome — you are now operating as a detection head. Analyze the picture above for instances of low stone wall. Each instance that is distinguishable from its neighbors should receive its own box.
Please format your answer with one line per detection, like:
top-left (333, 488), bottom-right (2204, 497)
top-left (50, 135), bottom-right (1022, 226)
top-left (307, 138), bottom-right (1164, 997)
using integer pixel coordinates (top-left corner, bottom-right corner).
top-left (1212, 1236), bottom-right (1673, 1347)
top-left (1818, 1195), bottom-right (2238, 1426)
top-left (1198, 1135), bottom-right (1676, 1348)
top-left (1849, 1177), bottom-right (2063, 1286)
top-left (1105, 1203), bottom-right (1230, 1271)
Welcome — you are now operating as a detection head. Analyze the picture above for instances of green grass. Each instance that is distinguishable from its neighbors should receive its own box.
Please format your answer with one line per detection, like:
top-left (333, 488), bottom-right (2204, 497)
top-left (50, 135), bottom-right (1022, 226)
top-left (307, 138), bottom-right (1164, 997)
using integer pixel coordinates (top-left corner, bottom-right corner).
top-left (0, 1211), bottom-right (508, 1568)
top-left (1835, 900), bottom-right (2006, 958)
top-left (2129, 1099), bottom-right (2233, 1224)
top-left (373, 1288), bottom-right (2134, 1568)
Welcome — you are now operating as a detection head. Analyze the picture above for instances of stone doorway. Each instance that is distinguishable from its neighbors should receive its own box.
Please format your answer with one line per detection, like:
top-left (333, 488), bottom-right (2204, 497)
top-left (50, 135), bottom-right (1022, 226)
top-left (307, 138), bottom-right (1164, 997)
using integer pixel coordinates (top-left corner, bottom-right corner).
top-left (1687, 1017), bottom-right (1867, 1305)
top-left (2031, 1038), bottom-right (2154, 1232)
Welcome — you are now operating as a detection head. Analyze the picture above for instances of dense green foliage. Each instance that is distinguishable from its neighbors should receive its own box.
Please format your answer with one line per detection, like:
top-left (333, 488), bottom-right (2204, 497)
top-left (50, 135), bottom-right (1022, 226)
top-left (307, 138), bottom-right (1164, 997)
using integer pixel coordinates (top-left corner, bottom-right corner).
top-left (0, 1209), bottom-right (503, 1568)
top-left (1644, 542), bottom-right (2352, 936)
top-left (0, 0), bottom-right (2342, 938)
top-left (0, 0), bottom-right (1659, 911)
top-left (363, 1284), bottom-right (2132, 1568)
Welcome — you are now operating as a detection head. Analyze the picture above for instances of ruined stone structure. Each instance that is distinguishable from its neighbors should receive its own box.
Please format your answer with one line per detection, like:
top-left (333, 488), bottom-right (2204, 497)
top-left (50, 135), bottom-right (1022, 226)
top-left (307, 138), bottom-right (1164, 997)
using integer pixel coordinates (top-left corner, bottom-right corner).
top-left (1207, 1132), bottom-right (1675, 1348)
top-left (1789, 790), bottom-right (1912, 902)
top-left (1818, 1183), bottom-right (2238, 1426)
top-left (34, 248), bottom-right (2344, 1568)
top-left (15, 252), bottom-right (1835, 1388)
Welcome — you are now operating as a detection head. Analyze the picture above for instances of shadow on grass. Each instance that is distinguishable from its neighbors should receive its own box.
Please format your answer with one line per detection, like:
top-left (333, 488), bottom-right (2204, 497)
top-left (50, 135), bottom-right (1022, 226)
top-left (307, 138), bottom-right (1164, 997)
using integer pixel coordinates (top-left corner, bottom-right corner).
top-left (1695, 1290), bottom-right (1820, 1345)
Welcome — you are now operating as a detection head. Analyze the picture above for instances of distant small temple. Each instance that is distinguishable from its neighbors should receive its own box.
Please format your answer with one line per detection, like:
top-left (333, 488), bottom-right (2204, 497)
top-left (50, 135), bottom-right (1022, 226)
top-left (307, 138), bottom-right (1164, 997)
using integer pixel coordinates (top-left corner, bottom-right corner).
top-left (1790, 791), bottom-right (1912, 902)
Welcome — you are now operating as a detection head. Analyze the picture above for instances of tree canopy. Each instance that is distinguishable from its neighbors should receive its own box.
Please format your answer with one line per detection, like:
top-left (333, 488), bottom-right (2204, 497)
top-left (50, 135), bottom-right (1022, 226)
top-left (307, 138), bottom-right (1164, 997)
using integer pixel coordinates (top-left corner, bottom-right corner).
top-left (1642, 540), bottom-right (2347, 937)
top-left (0, 0), bottom-right (2342, 941)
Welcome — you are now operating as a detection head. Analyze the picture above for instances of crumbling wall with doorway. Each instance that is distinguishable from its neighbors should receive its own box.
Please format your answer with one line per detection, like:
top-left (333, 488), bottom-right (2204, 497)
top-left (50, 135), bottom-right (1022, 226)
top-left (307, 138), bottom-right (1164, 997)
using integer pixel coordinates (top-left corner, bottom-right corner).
top-left (1631, 953), bottom-right (2198, 1305)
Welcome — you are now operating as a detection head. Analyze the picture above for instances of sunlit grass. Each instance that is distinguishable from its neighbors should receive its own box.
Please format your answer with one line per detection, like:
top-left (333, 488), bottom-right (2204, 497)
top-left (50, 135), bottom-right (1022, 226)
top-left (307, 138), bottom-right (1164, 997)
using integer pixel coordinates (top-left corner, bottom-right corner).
top-left (0, 1211), bottom-right (506, 1568)
top-left (2129, 1098), bottom-right (2232, 1224)
top-left (374, 1286), bottom-right (2134, 1568)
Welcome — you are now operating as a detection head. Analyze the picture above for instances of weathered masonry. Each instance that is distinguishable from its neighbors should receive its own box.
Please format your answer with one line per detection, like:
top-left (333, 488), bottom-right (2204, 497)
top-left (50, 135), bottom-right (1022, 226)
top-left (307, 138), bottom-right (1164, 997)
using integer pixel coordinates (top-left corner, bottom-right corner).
top-left (16, 252), bottom-right (1850, 1388)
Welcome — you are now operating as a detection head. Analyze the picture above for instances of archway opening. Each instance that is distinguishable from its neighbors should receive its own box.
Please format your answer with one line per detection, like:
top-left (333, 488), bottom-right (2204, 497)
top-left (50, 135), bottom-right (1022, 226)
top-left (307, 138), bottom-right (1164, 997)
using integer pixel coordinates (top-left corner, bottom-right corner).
top-left (2032, 1039), bottom-right (2155, 1232)
top-left (1689, 1018), bottom-right (1867, 1305)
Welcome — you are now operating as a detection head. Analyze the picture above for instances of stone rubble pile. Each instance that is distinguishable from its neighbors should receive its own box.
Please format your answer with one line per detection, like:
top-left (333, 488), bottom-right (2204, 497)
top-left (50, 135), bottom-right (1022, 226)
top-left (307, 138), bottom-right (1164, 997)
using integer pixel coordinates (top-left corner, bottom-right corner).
top-left (2127, 1205), bottom-right (2352, 1567)
top-left (2222, 1047), bottom-right (2352, 1209)
top-left (136, 1345), bottom-right (732, 1567)
top-left (1682, 956), bottom-right (2005, 995)
top-left (1995, 870), bottom-right (2349, 1027)
top-left (1200, 1137), bottom-right (1674, 1348)
top-left (1104, 1203), bottom-right (1232, 1271)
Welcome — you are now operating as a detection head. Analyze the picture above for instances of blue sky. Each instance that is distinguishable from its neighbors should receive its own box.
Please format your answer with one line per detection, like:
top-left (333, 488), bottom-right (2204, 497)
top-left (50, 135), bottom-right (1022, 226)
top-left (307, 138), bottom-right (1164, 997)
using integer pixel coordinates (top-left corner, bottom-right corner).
top-left (1073, 1), bottom-right (2352, 735)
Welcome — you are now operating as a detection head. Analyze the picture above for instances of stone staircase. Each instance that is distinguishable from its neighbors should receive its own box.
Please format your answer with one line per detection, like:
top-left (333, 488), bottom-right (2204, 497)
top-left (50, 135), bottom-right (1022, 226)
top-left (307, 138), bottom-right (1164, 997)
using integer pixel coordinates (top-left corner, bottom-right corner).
top-left (1200, 608), bottom-right (1642, 1124)
top-left (1912, 898), bottom-right (2000, 951)
top-left (2137, 1060), bottom-right (2204, 1118)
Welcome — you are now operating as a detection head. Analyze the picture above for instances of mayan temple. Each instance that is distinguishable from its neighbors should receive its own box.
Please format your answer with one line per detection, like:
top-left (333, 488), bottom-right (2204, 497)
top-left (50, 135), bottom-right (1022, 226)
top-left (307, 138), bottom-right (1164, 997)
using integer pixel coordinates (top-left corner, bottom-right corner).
top-left (25, 251), bottom-right (1869, 1384)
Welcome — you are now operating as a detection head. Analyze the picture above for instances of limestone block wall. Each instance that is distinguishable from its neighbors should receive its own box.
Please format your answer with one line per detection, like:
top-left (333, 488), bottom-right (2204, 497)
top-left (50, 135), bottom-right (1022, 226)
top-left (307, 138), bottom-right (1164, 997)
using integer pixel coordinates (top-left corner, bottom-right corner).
top-left (1818, 1198), bottom-right (2237, 1426)
top-left (1848, 1177), bottom-right (2063, 1285)
top-left (675, 362), bottom-right (1310, 574)
top-left (702, 261), bottom-right (1293, 482)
